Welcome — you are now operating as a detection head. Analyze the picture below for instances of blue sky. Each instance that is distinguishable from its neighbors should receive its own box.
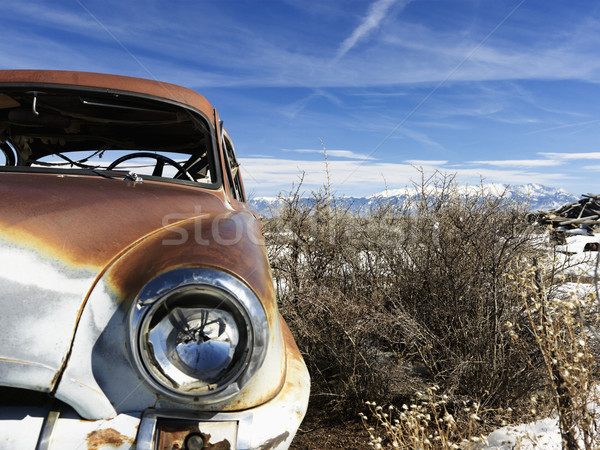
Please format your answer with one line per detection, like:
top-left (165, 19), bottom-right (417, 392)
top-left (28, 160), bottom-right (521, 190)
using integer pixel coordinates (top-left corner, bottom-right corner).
top-left (4, 0), bottom-right (600, 198)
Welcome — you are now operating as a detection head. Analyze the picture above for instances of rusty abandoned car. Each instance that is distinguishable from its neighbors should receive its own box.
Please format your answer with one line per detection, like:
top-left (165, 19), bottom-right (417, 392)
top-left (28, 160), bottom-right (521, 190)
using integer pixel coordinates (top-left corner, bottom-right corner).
top-left (0, 70), bottom-right (309, 449)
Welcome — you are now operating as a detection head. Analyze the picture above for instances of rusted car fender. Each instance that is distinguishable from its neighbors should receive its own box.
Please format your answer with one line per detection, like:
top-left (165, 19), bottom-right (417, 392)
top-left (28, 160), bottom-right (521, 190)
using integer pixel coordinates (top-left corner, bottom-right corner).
top-left (54, 208), bottom-right (297, 419)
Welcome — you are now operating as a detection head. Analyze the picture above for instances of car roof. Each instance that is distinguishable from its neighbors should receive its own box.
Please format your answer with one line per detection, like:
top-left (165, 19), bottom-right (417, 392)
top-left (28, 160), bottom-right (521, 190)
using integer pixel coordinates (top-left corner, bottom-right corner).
top-left (0, 70), bottom-right (215, 122)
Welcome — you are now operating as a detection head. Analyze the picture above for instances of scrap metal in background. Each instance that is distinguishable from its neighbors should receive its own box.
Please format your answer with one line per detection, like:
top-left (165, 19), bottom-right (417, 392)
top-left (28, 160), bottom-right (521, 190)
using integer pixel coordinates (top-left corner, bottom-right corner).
top-left (532, 194), bottom-right (600, 243)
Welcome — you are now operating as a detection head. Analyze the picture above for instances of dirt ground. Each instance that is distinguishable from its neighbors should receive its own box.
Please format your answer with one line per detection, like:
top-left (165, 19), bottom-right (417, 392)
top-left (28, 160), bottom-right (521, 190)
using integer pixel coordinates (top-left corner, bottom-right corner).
top-left (290, 417), bottom-right (370, 449)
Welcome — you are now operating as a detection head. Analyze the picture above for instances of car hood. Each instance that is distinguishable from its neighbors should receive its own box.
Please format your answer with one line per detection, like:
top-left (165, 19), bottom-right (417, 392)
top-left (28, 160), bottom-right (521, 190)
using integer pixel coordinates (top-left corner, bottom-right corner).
top-left (0, 171), bottom-right (229, 394)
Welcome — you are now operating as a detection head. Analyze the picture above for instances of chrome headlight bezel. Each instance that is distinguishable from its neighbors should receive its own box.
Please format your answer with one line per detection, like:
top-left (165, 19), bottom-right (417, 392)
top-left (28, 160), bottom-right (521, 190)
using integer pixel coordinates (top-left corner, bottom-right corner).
top-left (129, 268), bottom-right (269, 404)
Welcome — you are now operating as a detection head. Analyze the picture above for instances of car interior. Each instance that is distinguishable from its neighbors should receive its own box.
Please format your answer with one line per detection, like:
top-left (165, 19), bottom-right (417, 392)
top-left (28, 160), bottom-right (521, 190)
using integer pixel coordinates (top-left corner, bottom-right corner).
top-left (0, 89), bottom-right (218, 186)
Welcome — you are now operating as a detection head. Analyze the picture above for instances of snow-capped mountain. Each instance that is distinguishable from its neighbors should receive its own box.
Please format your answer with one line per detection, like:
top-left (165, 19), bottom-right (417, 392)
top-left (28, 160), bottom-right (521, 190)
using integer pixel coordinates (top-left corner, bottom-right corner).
top-left (248, 184), bottom-right (581, 217)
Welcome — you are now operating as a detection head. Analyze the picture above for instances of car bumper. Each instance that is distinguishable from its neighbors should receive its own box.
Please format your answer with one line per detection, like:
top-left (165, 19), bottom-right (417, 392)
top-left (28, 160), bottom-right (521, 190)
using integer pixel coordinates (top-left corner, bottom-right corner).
top-left (0, 328), bottom-right (310, 450)
top-left (1, 381), bottom-right (307, 450)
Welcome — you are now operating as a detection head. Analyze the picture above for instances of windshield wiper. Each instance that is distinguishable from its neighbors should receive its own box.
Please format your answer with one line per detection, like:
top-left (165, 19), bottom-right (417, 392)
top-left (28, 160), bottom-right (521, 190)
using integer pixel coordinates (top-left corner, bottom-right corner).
top-left (28, 150), bottom-right (105, 169)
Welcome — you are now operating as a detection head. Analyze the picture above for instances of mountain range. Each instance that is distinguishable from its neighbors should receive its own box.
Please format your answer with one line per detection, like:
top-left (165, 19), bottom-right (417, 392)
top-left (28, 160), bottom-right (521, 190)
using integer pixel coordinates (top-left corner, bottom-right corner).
top-left (248, 184), bottom-right (582, 217)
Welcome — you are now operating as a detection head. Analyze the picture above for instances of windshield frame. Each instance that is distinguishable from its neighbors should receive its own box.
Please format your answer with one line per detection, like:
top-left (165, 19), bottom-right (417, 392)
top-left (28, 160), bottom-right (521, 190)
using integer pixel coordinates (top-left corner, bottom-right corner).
top-left (0, 82), bottom-right (223, 190)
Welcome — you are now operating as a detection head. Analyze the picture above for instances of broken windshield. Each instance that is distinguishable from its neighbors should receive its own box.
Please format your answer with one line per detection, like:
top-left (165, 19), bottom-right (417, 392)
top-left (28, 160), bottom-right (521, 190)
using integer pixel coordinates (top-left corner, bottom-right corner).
top-left (0, 88), bottom-right (219, 186)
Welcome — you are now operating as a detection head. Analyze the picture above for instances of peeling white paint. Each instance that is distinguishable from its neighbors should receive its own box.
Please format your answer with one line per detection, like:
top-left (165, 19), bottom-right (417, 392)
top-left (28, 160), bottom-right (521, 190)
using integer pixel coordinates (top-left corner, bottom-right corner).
top-left (0, 242), bottom-right (95, 391)
top-left (0, 246), bottom-right (94, 294)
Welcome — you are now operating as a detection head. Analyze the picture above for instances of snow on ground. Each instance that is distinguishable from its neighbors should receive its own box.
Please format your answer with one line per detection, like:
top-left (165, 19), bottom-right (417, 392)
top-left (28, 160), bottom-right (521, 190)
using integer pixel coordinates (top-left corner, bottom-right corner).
top-left (483, 402), bottom-right (600, 449)
top-left (482, 232), bottom-right (600, 449)
top-left (555, 233), bottom-right (599, 286)
top-left (553, 281), bottom-right (595, 301)
top-left (555, 232), bottom-right (599, 254)
top-left (484, 417), bottom-right (562, 449)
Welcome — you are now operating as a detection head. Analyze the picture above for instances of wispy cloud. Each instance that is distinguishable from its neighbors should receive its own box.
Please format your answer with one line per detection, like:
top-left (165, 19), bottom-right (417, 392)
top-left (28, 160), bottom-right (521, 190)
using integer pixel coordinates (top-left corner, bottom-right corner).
top-left (469, 159), bottom-right (562, 167)
top-left (283, 149), bottom-right (376, 160)
top-left (348, 90), bottom-right (408, 98)
top-left (539, 152), bottom-right (600, 160)
top-left (333, 0), bottom-right (405, 63)
top-left (405, 160), bottom-right (449, 165)
top-left (398, 127), bottom-right (444, 149)
top-left (281, 89), bottom-right (343, 118)
top-left (240, 157), bottom-right (571, 196)
top-left (527, 119), bottom-right (600, 135)
top-left (5, 1), bottom-right (600, 89)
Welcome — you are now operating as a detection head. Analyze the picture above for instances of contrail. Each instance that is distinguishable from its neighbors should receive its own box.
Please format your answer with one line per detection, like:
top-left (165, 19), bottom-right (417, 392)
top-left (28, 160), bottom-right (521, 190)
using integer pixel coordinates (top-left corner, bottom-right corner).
top-left (333, 0), bottom-right (408, 64)
top-left (341, 0), bottom-right (528, 185)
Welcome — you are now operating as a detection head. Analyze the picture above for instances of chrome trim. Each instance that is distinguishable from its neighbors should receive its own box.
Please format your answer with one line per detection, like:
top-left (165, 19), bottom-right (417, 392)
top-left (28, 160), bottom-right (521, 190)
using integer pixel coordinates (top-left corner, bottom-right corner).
top-left (137, 409), bottom-right (253, 450)
top-left (34, 404), bottom-right (60, 450)
top-left (136, 411), bottom-right (158, 449)
top-left (129, 268), bottom-right (269, 404)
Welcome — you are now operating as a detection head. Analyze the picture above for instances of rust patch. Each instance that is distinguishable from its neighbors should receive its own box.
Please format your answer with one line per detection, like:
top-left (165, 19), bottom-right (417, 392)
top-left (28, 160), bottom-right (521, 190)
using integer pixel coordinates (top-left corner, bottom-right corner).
top-left (0, 172), bottom-right (227, 269)
top-left (259, 431), bottom-right (290, 450)
top-left (86, 428), bottom-right (133, 449)
top-left (157, 423), bottom-right (231, 450)
top-left (106, 210), bottom-right (276, 314)
top-left (0, 70), bottom-right (216, 120)
top-left (208, 439), bottom-right (232, 450)
top-left (222, 314), bottom-right (308, 412)
top-left (280, 316), bottom-right (303, 363)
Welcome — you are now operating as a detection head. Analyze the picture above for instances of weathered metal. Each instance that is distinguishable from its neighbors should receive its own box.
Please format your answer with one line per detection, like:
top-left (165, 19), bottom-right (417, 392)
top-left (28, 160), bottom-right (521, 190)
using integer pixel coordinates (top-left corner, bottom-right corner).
top-left (0, 70), bottom-right (215, 120)
top-left (0, 70), bottom-right (310, 449)
top-left (533, 194), bottom-right (600, 231)
top-left (53, 212), bottom-right (289, 419)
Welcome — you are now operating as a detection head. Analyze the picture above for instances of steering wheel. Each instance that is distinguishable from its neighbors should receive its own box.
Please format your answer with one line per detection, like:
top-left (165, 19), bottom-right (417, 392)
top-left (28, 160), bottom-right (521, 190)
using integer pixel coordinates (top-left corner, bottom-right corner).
top-left (106, 152), bottom-right (193, 181)
top-left (0, 142), bottom-right (20, 166)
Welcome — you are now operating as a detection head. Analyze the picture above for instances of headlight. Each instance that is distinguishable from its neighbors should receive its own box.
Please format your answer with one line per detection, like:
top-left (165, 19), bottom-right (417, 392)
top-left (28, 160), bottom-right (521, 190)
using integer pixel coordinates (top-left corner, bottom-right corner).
top-left (129, 268), bottom-right (268, 403)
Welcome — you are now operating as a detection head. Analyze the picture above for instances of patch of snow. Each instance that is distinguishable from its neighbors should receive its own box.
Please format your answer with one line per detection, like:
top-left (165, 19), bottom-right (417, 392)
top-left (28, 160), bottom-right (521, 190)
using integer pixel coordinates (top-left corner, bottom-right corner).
top-left (484, 417), bottom-right (562, 449)
top-left (554, 281), bottom-right (595, 299)
top-left (556, 234), bottom-right (598, 252)
top-left (483, 234), bottom-right (600, 449)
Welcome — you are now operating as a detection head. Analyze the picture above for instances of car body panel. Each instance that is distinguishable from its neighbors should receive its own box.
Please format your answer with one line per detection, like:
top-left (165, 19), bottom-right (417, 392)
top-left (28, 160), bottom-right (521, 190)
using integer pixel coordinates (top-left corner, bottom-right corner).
top-left (0, 172), bottom-right (228, 270)
top-left (0, 70), bottom-right (310, 449)
top-left (0, 173), bottom-right (232, 396)
top-left (0, 318), bottom-right (309, 450)
top-left (0, 69), bottom-right (215, 120)
top-left (54, 210), bottom-right (287, 419)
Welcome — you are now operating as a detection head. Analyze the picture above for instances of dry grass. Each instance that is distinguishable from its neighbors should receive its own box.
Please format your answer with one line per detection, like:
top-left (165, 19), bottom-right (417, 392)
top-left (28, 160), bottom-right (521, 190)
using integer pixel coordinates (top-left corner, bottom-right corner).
top-left (266, 173), bottom-right (600, 448)
top-left (509, 262), bottom-right (600, 449)
top-left (360, 387), bottom-right (489, 449)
